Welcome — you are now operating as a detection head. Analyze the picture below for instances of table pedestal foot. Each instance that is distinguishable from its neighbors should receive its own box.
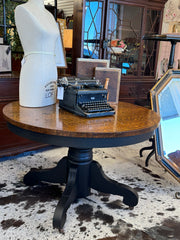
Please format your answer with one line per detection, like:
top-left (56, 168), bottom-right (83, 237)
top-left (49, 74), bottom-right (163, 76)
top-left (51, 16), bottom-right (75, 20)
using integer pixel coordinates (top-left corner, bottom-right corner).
top-left (90, 161), bottom-right (138, 207)
top-left (53, 166), bottom-right (78, 230)
top-left (23, 157), bottom-right (68, 186)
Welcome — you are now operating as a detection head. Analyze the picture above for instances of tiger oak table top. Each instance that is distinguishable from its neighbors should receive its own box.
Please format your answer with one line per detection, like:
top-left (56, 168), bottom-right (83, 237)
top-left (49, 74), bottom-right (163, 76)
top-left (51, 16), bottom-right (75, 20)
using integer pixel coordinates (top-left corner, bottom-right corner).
top-left (3, 101), bottom-right (160, 148)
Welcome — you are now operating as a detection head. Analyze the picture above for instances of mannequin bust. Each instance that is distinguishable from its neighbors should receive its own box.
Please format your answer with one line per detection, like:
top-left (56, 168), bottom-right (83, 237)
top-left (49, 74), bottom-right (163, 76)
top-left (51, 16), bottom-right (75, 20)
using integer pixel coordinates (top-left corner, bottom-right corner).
top-left (15, 0), bottom-right (66, 107)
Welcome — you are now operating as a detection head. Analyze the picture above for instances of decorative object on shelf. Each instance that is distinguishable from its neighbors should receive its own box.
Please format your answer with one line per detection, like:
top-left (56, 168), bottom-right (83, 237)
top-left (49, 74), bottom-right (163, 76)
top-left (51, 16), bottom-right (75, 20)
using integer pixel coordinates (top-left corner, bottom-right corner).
top-left (150, 69), bottom-right (180, 182)
top-left (109, 39), bottom-right (127, 54)
top-left (0, 44), bottom-right (11, 73)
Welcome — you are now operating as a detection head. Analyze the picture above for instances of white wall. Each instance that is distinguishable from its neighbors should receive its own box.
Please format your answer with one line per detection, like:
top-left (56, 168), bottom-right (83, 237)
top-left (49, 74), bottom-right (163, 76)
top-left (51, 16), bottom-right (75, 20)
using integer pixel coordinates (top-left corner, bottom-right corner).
top-left (44, 0), bottom-right (74, 17)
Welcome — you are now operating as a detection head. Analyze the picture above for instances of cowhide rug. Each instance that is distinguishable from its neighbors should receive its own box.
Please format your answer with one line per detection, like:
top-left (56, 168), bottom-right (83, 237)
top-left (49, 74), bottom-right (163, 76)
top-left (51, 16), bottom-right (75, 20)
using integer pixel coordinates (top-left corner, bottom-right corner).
top-left (0, 140), bottom-right (179, 240)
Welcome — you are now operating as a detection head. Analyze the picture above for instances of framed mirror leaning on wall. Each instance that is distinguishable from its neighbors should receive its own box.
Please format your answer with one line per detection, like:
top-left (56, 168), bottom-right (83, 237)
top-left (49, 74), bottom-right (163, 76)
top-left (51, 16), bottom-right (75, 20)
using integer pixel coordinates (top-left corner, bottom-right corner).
top-left (150, 69), bottom-right (180, 183)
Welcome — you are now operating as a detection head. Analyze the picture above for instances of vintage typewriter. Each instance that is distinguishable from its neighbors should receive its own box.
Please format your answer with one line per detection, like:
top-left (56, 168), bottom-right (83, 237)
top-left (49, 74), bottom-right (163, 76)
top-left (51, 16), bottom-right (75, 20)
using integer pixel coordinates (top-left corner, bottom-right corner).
top-left (57, 77), bottom-right (115, 118)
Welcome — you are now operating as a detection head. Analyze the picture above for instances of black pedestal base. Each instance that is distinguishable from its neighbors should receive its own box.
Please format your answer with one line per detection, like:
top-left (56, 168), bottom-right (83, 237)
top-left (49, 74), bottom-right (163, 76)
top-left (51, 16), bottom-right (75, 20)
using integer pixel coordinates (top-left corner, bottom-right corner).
top-left (23, 148), bottom-right (138, 230)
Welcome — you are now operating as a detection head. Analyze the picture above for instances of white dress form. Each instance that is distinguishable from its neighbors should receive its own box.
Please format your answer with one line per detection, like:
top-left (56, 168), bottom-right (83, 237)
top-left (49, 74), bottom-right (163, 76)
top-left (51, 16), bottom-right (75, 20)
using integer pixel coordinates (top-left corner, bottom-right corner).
top-left (15, 0), bottom-right (65, 107)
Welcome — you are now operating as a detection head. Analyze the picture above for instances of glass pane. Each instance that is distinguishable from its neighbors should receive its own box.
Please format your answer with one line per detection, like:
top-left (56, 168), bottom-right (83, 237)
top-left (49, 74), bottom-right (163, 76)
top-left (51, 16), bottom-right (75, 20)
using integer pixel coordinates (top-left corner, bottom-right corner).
top-left (106, 3), bottom-right (143, 75)
top-left (83, 0), bottom-right (103, 59)
top-left (142, 9), bottom-right (161, 76)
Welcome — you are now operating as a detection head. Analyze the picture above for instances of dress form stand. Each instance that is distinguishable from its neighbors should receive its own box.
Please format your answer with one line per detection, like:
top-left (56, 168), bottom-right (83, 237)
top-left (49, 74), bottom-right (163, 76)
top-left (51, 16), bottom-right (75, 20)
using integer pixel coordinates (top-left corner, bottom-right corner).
top-left (15, 0), bottom-right (65, 107)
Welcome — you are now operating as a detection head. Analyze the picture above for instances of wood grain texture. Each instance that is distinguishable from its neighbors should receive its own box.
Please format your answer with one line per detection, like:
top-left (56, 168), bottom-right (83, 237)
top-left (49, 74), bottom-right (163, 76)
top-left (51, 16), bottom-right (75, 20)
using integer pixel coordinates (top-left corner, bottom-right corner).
top-left (95, 67), bottom-right (121, 103)
top-left (3, 101), bottom-right (160, 139)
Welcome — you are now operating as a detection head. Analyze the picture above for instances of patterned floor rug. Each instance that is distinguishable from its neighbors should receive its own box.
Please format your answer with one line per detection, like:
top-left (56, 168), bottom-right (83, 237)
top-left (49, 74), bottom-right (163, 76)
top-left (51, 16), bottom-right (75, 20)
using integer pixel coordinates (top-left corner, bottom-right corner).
top-left (0, 141), bottom-right (179, 240)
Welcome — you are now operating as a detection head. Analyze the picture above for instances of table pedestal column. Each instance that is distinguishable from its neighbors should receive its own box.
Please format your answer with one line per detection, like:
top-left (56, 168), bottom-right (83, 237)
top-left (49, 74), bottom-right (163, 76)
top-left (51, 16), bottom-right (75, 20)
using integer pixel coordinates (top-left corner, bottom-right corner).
top-left (23, 147), bottom-right (138, 230)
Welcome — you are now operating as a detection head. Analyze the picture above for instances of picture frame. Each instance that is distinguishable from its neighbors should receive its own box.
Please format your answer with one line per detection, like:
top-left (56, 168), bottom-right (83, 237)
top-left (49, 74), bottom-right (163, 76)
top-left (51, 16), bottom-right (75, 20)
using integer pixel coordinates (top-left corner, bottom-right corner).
top-left (95, 67), bottom-right (121, 104)
top-left (76, 58), bottom-right (110, 78)
top-left (0, 44), bottom-right (12, 73)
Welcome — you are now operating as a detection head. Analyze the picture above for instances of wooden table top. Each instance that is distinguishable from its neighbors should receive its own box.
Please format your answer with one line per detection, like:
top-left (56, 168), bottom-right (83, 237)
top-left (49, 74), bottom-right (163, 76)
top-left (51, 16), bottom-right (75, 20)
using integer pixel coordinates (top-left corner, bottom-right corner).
top-left (3, 101), bottom-right (160, 139)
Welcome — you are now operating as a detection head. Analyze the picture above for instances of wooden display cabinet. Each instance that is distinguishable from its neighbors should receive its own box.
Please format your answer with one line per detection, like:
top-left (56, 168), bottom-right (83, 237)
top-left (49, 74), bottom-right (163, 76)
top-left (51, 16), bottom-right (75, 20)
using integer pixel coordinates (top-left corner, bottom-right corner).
top-left (73, 0), bottom-right (168, 103)
top-left (0, 73), bottom-right (47, 157)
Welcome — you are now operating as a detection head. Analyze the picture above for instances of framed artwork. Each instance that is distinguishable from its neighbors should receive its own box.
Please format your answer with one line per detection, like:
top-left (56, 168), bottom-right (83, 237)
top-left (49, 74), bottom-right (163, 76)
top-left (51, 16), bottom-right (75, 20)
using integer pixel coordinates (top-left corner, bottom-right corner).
top-left (0, 44), bottom-right (12, 73)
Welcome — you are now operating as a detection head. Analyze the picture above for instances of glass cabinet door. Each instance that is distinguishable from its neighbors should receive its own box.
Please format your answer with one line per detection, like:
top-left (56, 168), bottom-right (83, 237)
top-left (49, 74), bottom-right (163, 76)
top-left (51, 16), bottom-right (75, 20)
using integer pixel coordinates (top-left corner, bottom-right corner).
top-left (83, 0), bottom-right (105, 59)
top-left (105, 3), bottom-right (143, 75)
top-left (82, 0), bottom-right (162, 78)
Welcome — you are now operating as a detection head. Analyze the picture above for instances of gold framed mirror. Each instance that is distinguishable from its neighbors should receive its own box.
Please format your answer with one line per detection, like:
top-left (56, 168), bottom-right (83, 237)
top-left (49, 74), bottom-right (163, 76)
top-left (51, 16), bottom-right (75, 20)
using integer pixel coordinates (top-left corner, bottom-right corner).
top-left (150, 69), bottom-right (180, 182)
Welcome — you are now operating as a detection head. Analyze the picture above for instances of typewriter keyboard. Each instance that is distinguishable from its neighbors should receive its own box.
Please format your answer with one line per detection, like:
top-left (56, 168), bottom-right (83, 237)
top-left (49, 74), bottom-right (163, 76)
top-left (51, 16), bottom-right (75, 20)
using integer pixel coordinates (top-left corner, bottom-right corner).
top-left (80, 101), bottom-right (113, 113)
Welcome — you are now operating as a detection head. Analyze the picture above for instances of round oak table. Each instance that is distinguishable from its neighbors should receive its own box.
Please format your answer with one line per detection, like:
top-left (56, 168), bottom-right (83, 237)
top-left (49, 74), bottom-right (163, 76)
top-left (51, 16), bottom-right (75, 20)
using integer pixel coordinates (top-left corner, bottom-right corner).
top-left (3, 101), bottom-right (160, 230)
